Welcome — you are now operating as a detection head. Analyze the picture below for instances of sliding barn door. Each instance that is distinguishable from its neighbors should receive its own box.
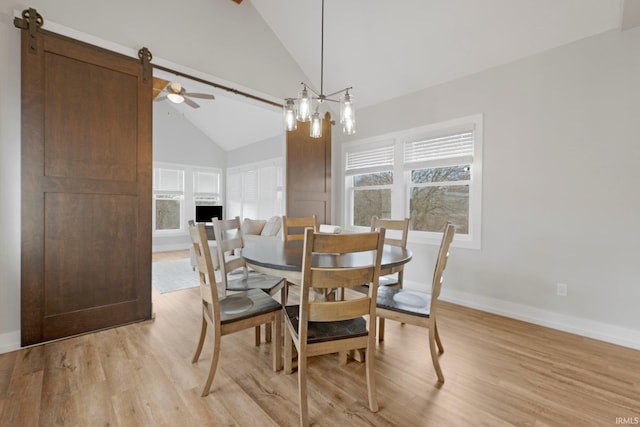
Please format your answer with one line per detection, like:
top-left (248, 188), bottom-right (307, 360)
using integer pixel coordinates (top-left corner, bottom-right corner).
top-left (19, 13), bottom-right (152, 346)
top-left (286, 112), bottom-right (332, 224)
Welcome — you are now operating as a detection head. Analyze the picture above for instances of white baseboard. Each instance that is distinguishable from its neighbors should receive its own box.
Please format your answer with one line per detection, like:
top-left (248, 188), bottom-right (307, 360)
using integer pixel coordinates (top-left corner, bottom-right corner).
top-left (404, 280), bottom-right (640, 351)
top-left (152, 243), bottom-right (191, 253)
top-left (0, 330), bottom-right (21, 354)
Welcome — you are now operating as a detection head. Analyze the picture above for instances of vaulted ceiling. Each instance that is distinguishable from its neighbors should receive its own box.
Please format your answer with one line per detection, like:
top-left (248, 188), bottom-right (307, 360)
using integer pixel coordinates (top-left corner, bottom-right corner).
top-left (155, 0), bottom-right (637, 151)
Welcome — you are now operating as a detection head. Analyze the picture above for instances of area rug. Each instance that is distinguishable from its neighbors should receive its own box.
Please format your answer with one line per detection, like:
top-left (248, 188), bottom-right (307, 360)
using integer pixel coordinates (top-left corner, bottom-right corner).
top-left (152, 258), bottom-right (199, 294)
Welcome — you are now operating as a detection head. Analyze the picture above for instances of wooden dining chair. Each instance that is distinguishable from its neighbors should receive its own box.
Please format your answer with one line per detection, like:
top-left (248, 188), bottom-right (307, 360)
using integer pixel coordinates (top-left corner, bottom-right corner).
top-left (376, 222), bottom-right (455, 383)
top-left (370, 216), bottom-right (409, 339)
top-left (282, 215), bottom-right (318, 242)
top-left (212, 217), bottom-right (287, 343)
top-left (371, 216), bottom-right (409, 286)
top-left (188, 220), bottom-right (283, 396)
top-left (283, 228), bottom-right (385, 427)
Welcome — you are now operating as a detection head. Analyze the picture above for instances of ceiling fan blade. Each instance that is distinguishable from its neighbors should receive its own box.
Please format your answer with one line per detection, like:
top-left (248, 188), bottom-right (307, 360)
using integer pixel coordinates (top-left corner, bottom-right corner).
top-left (186, 93), bottom-right (215, 100)
top-left (183, 97), bottom-right (200, 109)
top-left (154, 95), bottom-right (168, 102)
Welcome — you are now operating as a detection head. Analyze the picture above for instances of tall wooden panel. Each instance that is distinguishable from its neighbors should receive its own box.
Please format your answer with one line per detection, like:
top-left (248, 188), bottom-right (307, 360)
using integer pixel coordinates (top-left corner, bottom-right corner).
top-left (286, 112), bottom-right (332, 224)
top-left (19, 17), bottom-right (152, 345)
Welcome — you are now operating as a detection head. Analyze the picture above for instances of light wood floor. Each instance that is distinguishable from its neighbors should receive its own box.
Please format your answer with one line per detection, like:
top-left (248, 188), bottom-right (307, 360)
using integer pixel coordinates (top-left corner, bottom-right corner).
top-left (1, 251), bottom-right (638, 426)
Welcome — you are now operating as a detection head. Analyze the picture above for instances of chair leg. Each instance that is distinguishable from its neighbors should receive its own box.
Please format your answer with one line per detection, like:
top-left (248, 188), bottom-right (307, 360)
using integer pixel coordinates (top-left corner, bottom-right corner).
top-left (284, 324), bottom-right (293, 374)
top-left (365, 342), bottom-right (379, 412)
top-left (265, 323), bottom-right (272, 343)
top-left (255, 325), bottom-right (261, 346)
top-left (282, 281), bottom-right (289, 306)
top-left (273, 312), bottom-right (283, 372)
top-left (201, 328), bottom-right (222, 396)
top-left (378, 317), bottom-right (385, 342)
top-left (434, 320), bottom-right (444, 354)
top-left (298, 351), bottom-right (309, 427)
top-left (429, 326), bottom-right (444, 383)
top-left (192, 314), bottom-right (207, 363)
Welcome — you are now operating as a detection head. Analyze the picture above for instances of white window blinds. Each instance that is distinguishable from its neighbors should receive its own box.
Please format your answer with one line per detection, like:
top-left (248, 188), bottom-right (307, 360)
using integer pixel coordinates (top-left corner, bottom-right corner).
top-left (193, 171), bottom-right (219, 195)
top-left (403, 131), bottom-right (474, 170)
top-left (154, 168), bottom-right (184, 193)
top-left (345, 144), bottom-right (394, 176)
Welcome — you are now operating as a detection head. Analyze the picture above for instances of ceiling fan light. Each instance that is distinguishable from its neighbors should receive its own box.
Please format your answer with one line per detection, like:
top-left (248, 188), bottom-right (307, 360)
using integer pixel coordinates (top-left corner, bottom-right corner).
top-left (310, 111), bottom-right (322, 138)
top-left (296, 86), bottom-right (312, 122)
top-left (167, 93), bottom-right (184, 104)
top-left (283, 98), bottom-right (297, 131)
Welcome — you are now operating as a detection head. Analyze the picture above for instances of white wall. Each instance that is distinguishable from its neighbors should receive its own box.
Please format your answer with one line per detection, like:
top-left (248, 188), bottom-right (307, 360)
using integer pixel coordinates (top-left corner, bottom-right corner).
top-left (0, 8), bottom-right (22, 353)
top-left (336, 28), bottom-right (640, 349)
top-left (226, 133), bottom-right (285, 168)
top-left (154, 101), bottom-right (227, 168)
top-left (152, 101), bottom-right (227, 252)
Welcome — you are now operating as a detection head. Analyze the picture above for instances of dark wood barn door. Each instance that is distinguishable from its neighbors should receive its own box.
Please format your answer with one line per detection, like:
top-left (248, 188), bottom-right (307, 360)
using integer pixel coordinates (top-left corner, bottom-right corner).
top-left (286, 112), bottom-right (332, 224)
top-left (19, 18), bottom-right (152, 346)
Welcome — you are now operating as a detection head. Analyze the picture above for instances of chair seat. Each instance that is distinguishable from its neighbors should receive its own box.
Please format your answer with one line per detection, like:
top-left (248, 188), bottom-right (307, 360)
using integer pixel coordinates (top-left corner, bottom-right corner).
top-left (376, 287), bottom-right (431, 318)
top-left (225, 273), bottom-right (285, 294)
top-left (220, 289), bottom-right (282, 324)
top-left (284, 305), bottom-right (368, 344)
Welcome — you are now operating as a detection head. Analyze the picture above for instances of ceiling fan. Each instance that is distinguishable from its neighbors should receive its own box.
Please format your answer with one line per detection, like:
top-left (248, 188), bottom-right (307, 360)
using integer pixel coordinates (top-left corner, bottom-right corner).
top-left (154, 81), bottom-right (215, 109)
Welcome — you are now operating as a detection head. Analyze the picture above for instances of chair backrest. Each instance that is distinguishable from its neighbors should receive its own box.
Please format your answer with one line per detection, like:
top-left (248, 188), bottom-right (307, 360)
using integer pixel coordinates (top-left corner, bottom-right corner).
top-left (188, 220), bottom-right (223, 312)
top-left (212, 217), bottom-right (248, 284)
top-left (298, 228), bottom-right (385, 337)
top-left (431, 222), bottom-right (455, 305)
top-left (370, 216), bottom-right (409, 249)
top-left (282, 215), bottom-right (319, 241)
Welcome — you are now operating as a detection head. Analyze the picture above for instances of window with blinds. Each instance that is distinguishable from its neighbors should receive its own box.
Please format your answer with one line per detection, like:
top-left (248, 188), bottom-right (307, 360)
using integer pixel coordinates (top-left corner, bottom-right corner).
top-left (193, 170), bottom-right (221, 207)
top-left (342, 115), bottom-right (483, 249)
top-left (404, 129), bottom-right (475, 235)
top-left (153, 167), bottom-right (185, 232)
top-left (344, 142), bottom-right (395, 227)
top-left (152, 164), bottom-right (223, 234)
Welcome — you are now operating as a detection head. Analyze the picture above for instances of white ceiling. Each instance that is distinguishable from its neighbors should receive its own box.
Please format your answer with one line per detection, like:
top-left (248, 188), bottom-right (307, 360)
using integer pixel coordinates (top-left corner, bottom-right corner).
top-left (153, 68), bottom-right (284, 152)
top-left (157, 0), bottom-right (631, 152)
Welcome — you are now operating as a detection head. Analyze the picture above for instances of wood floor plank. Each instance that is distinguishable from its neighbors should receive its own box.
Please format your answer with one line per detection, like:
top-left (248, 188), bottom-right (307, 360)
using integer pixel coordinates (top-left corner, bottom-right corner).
top-left (0, 252), bottom-right (638, 426)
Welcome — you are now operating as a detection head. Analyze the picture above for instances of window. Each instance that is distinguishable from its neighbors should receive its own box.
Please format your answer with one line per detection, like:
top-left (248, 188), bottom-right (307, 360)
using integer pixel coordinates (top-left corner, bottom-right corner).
top-left (345, 144), bottom-right (394, 227)
top-left (404, 130), bottom-right (474, 236)
top-left (153, 167), bottom-right (184, 232)
top-left (227, 158), bottom-right (284, 220)
top-left (193, 170), bottom-right (221, 207)
top-left (153, 164), bottom-right (222, 234)
top-left (342, 115), bottom-right (483, 248)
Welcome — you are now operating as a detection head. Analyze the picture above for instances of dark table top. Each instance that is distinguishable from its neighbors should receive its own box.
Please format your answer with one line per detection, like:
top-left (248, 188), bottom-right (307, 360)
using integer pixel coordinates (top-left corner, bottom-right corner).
top-left (242, 239), bottom-right (412, 272)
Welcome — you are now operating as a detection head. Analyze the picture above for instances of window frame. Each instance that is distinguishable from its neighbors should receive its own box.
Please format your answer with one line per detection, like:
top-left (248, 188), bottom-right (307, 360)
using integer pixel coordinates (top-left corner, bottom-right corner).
top-left (153, 162), bottom-right (223, 237)
top-left (342, 114), bottom-right (483, 249)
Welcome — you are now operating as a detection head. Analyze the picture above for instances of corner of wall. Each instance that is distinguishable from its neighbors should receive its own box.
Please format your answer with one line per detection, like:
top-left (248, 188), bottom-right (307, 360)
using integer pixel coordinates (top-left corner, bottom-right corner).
top-left (0, 330), bottom-right (21, 355)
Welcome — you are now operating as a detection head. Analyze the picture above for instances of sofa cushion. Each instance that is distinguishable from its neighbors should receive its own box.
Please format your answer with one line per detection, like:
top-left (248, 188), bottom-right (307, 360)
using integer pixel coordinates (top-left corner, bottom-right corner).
top-left (261, 216), bottom-right (282, 237)
top-left (241, 218), bottom-right (267, 236)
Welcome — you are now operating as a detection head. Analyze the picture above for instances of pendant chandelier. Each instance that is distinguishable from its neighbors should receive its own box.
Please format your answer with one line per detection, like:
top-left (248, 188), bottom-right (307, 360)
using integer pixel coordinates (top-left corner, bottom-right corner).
top-left (283, 0), bottom-right (355, 138)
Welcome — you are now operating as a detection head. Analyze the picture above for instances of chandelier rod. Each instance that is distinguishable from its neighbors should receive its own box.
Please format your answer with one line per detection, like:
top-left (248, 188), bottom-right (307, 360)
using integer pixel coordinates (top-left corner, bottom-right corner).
top-left (320, 0), bottom-right (325, 97)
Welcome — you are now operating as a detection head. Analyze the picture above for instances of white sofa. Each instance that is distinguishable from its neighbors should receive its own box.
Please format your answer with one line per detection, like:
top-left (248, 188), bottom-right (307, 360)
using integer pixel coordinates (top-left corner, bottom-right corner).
top-left (190, 216), bottom-right (283, 270)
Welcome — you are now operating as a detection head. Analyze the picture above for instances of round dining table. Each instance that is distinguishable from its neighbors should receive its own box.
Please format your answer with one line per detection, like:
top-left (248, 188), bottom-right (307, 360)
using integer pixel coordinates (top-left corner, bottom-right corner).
top-left (242, 238), bottom-right (413, 287)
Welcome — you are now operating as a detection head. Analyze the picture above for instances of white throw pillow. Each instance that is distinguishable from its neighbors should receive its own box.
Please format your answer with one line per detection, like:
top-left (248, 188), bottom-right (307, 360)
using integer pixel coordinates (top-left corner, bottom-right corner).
top-left (241, 218), bottom-right (267, 235)
top-left (261, 216), bottom-right (282, 237)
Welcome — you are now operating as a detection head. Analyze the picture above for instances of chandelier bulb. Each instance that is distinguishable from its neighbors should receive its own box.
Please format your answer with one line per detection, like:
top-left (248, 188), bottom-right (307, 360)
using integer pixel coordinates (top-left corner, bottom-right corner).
top-left (310, 111), bottom-right (322, 138)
